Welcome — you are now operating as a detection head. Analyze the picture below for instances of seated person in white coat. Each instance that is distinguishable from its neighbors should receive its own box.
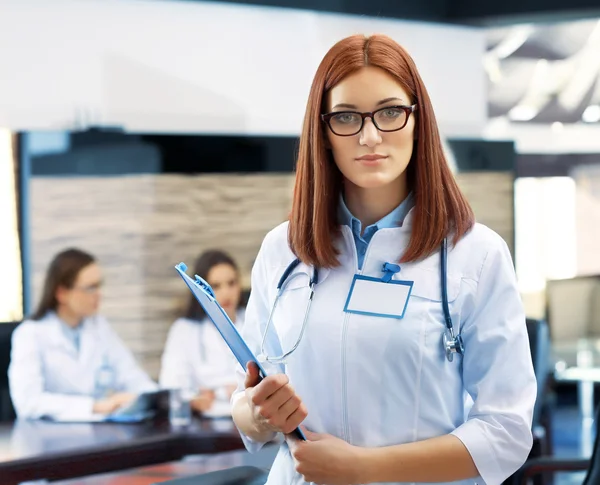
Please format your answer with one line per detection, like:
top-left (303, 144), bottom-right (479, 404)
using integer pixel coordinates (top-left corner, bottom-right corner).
top-left (231, 34), bottom-right (536, 485)
top-left (160, 250), bottom-right (245, 415)
top-left (9, 248), bottom-right (157, 421)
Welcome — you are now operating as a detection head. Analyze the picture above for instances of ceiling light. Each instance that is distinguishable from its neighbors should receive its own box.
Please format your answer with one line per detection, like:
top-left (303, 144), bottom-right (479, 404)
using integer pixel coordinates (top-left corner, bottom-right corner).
top-left (582, 105), bottom-right (600, 123)
top-left (509, 105), bottom-right (538, 121)
top-left (493, 25), bottom-right (535, 59)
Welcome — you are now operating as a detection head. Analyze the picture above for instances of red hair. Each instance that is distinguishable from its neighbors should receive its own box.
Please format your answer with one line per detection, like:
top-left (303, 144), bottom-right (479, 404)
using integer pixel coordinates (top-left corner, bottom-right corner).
top-left (289, 34), bottom-right (475, 268)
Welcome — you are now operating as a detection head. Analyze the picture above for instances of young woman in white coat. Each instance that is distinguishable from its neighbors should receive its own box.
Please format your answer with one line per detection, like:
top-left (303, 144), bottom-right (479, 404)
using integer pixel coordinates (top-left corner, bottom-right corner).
top-left (9, 249), bottom-right (157, 421)
top-left (231, 34), bottom-right (536, 485)
top-left (160, 250), bottom-right (245, 415)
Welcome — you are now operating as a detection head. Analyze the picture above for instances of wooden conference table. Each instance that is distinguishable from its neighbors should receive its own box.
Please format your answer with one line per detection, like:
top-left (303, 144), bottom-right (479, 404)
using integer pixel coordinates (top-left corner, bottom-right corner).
top-left (50, 445), bottom-right (279, 485)
top-left (0, 417), bottom-right (245, 485)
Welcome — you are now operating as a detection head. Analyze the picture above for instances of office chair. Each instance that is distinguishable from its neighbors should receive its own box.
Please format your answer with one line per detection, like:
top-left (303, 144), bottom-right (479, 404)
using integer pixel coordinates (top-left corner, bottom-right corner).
top-left (0, 322), bottom-right (18, 422)
top-left (513, 404), bottom-right (600, 484)
top-left (526, 318), bottom-right (553, 458)
top-left (504, 319), bottom-right (554, 485)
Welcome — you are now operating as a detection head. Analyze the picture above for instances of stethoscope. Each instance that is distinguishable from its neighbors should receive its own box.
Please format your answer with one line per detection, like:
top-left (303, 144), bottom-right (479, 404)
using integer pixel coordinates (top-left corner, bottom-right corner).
top-left (260, 238), bottom-right (464, 364)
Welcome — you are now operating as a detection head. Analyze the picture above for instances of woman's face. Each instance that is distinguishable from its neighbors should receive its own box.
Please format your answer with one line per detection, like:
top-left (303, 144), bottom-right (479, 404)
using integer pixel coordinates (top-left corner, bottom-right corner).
top-left (207, 263), bottom-right (241, 320)
top-left (325, 66), bottom-right (416, 192)
top-left (56, 263), bottom-right (103, 318)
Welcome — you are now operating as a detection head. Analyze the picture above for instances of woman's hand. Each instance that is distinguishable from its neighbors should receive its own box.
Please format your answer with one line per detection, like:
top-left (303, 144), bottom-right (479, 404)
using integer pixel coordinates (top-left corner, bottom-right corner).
top-left (92, 392), bottom-right (136, 414)
top-left (190, 389), bottom-right (216, 413)
top-left (244, 362), bottom-right (307, 435)
top-left (288, 429), bottom-right (367, 485)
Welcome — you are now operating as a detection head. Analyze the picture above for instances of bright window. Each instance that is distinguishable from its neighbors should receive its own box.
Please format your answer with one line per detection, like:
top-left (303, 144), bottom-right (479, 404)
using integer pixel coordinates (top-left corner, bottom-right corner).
top-left (0, 129), bottom-right (23, 322)
top-left (515, 176), bottom-right (577, 293)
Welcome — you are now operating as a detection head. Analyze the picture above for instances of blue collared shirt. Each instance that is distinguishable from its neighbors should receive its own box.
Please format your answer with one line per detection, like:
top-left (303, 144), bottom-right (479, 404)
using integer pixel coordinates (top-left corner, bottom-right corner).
top-left (338, 192), bottom-right (415, 269)
top-left (56, 314), bottom-right (83, 353)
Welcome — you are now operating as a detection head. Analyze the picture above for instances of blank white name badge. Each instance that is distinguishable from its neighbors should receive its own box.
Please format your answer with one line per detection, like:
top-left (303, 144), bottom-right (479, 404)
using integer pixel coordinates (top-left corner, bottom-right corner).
top-left (344, 275), bottom-right (414, 319)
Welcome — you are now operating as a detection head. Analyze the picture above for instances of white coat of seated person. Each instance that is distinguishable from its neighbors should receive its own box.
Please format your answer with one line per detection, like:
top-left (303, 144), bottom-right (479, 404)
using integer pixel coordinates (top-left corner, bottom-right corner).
top-left (160, 249), bottom-right (246, 416)
top-left (8, 248), bottom-right (157, 421)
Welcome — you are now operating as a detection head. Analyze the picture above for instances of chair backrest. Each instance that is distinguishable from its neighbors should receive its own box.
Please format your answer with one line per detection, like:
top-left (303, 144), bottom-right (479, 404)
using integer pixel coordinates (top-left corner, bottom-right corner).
top-left (526, 318), bottom-right (550, 428)
top-left (589, 281), bottom-right (600, 336)
top-left (583, 406), bottom-right (600, 485)
top-left (546, 276), bottom-right (599, 342)
top-left (0, 322), bottom-right (18, 422)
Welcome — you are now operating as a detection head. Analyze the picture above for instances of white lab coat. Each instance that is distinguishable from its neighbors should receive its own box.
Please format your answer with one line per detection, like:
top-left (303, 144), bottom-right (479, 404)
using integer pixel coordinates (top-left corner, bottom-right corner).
top-left (8, 312), bottom-right (157, 421)
top-left (232, 212), bottom-right (536, 485)
top-left (159, 310), bottom-right (245, 394)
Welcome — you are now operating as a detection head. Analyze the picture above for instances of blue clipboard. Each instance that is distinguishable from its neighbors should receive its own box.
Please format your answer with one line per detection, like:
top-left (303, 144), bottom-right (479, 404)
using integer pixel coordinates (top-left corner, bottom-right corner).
top-left (174, 262), bottom-right (306, 441)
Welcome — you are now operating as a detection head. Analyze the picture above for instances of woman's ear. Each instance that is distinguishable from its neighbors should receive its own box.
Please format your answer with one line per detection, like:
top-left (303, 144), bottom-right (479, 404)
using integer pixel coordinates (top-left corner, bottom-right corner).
top-left (322, 127), bottom-right (332, 149)
top-left (55, 285), bottom-right (68, 305)
top-left (412, 112), bottom-right (419, 140)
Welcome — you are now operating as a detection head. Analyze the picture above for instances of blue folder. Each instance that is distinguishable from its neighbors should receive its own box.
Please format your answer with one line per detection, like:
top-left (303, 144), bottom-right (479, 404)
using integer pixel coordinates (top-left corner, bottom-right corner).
top-left (174, 263), bottom-right (306, 441)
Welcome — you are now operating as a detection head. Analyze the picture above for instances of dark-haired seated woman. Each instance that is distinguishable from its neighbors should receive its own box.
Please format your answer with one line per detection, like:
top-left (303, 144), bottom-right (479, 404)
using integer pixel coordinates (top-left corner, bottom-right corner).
top-left (9, 249), bottom-right (157, 421)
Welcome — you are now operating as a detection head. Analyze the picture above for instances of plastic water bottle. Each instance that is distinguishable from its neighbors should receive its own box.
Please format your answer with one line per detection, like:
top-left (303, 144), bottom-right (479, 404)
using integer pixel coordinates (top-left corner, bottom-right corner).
top-left (94, 355), bottom-right (115, 399)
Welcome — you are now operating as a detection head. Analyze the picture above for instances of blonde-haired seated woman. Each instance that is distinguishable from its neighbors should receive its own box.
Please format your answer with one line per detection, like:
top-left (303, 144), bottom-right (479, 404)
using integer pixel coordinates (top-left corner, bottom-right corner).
top-left (160, 249), bottom-right (245, 415)
top-left (9, 249), bottom-right (157, 421)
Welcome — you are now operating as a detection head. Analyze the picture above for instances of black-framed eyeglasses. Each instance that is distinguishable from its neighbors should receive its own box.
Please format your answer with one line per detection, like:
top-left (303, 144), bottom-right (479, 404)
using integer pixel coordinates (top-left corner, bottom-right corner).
top-left (73, 281), bottom-right (103, 294)
top-left (321, 104), bottom-right (418, 136)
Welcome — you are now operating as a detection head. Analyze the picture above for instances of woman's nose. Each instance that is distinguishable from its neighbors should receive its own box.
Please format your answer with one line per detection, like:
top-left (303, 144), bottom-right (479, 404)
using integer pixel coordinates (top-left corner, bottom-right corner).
top-left (359, 118), bottom-right (382, 147)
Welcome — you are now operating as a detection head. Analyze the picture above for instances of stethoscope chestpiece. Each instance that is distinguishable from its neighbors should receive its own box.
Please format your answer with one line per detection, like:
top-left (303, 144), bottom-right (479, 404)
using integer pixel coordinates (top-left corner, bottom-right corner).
top-left (257, 353), bottom-right (286, 365)
top-left (443, 331), bottom-right (464, 363)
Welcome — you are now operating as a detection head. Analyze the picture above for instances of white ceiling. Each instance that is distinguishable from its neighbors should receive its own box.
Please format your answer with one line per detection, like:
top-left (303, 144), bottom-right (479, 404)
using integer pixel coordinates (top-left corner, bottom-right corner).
top-left (486, 19), bottom-right (600, 122)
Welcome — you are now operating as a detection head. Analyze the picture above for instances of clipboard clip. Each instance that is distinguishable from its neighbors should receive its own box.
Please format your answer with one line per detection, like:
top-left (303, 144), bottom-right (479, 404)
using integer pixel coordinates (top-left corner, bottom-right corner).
top-left (176, 262), bottom-right (216, 298)
top-left (194, 275), bottom-right (216, 298)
